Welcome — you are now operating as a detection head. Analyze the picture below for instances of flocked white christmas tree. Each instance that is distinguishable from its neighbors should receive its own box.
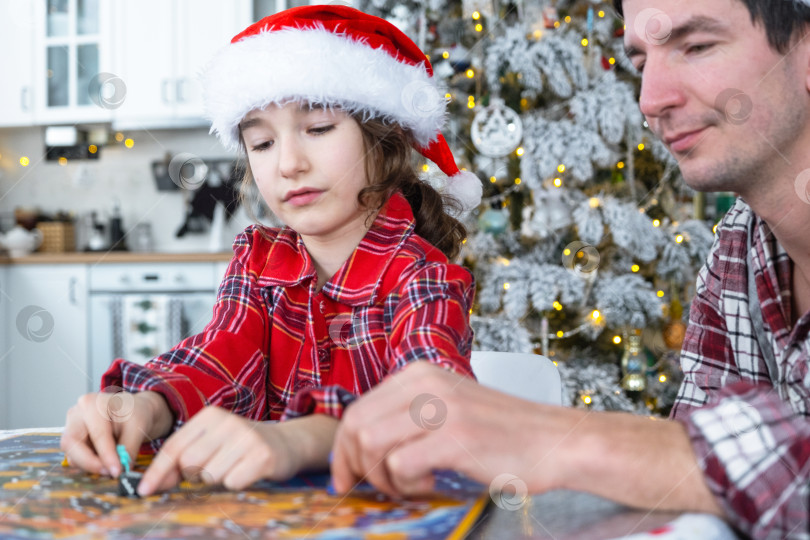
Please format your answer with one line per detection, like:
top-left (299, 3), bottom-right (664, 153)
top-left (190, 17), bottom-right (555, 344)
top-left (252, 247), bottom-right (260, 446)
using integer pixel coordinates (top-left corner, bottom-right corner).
top-left (361, 0), bottom-right (715, 415)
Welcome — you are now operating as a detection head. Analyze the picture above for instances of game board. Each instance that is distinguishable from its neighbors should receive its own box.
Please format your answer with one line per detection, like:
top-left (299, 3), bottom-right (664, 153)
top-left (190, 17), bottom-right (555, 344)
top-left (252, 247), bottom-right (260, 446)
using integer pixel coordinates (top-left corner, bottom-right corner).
top-left (0, 431), bottom-right (488, 539)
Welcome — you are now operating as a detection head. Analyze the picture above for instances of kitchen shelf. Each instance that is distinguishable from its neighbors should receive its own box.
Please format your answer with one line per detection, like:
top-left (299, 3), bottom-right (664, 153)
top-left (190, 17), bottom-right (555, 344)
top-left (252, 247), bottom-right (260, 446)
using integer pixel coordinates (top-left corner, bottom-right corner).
top-left (0, 251), bottom-right (234, 265)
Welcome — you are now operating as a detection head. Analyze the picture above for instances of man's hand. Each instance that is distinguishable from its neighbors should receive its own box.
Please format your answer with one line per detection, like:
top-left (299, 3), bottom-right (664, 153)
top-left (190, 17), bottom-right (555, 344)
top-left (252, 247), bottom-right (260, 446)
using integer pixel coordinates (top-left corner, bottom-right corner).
top-left (331, 361), bottom-right (570, 496)
top-left (331, 361), bottom-right (725, 518)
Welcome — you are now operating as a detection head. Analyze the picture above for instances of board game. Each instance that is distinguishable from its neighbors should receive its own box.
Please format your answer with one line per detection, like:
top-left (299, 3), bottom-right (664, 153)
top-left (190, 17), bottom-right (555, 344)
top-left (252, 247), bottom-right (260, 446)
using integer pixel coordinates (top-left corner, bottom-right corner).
top-left (0, 430), bottom-right (488, 539)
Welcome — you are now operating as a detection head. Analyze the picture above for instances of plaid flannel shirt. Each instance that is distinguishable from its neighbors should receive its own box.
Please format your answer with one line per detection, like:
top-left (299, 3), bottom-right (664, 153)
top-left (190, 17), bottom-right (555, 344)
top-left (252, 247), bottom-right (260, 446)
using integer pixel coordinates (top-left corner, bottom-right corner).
top-left (672, 198), bottom-right (810, 539)
top-left (102, 192), bottom-right (475, 443)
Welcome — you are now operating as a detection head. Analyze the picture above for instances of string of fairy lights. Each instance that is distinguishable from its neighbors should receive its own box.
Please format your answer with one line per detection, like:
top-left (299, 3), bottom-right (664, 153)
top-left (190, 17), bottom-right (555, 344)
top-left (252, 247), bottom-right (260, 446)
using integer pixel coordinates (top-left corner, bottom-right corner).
top-left (4, 132), bottom-right (135, 169)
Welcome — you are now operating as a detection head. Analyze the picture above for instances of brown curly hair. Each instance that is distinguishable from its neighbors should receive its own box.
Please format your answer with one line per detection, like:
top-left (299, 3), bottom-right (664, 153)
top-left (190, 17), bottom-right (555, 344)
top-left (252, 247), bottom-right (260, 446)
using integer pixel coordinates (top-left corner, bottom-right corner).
top-left (237, 113), bottom-right (468, 260)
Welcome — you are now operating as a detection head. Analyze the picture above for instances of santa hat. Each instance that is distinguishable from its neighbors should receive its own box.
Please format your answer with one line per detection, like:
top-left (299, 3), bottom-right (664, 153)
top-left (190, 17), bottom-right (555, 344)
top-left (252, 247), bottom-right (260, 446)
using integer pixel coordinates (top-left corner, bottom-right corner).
top-left (201, 4), bottom-right (482, 213)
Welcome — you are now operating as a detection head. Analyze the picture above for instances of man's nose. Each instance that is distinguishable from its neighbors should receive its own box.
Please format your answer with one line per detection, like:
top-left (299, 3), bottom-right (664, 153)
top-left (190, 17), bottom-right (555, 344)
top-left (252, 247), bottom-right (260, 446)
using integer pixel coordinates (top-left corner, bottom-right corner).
top-left (638, 55), bottom-right (686, 120)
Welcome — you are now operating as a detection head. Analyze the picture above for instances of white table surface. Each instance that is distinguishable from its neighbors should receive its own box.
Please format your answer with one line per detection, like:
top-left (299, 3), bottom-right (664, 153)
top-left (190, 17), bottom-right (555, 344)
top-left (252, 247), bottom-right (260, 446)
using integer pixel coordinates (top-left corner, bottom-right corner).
top-left (468, 489), bottom-right (739, 539)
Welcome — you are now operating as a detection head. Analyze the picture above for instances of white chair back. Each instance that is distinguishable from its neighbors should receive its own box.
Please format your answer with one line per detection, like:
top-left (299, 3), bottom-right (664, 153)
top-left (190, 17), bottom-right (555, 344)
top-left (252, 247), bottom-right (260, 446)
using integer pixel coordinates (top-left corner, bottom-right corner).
top-left (470, 351), bottom-right (562, 406)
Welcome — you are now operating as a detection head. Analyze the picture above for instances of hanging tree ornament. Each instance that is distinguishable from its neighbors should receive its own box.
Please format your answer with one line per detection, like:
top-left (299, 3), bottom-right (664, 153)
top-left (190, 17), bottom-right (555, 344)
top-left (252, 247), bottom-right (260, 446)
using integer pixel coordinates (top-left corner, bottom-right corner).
top-left (522, 188), bottom-right (572, 240)
top-left (478, 206), bottom-right (509, 236)
top-left (620, 328), bottom-right (647, 392)
top-left (471, 97), bottom-right (524, 158)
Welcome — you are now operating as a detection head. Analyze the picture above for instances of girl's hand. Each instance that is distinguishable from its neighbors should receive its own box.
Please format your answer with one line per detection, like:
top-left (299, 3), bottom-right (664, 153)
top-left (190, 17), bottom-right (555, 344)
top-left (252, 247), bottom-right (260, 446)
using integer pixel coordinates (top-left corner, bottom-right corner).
top-left (136, 408), bottom-right (337, 496)
top-left (60, 390), bottom-right (173, 478)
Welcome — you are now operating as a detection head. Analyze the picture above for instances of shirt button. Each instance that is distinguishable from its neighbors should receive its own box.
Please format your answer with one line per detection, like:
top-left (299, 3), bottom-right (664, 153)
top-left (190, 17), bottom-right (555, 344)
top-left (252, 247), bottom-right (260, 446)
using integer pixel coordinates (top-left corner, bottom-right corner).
top-left (318, 348), bottom-right (328, 360)
top-left (319, 301), bottom-right (325, 313)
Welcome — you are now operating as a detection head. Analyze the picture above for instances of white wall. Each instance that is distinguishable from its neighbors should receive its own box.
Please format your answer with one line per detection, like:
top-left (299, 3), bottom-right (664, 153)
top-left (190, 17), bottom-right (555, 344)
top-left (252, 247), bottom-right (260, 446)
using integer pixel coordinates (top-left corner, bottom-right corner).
top-left (0, 126), bottom-right (255, 253)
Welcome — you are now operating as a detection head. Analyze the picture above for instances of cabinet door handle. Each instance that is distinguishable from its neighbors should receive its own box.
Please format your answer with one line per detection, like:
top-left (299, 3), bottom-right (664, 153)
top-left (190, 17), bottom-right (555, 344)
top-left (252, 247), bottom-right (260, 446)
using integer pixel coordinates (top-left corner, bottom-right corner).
top-left (176, 78), bottom-right (185, 103)
top-left (161, 79), bottom-right (173, 104)
top-left (20, 87), bottom-right (31, 112)
top-left (69, 277), bottom-right (78, 305)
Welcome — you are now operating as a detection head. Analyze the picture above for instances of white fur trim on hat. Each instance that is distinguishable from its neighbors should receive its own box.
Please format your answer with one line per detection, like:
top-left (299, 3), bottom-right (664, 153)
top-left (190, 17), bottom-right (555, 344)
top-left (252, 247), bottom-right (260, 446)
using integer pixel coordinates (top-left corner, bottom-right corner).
top-left (201, 27), bottom-right (447, 151)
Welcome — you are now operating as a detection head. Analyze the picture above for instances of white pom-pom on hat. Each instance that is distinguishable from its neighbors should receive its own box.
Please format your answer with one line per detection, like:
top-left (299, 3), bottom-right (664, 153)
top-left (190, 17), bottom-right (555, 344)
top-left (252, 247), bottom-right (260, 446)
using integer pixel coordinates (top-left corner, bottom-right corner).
top-left (201, 4), bottom-right (482, 213)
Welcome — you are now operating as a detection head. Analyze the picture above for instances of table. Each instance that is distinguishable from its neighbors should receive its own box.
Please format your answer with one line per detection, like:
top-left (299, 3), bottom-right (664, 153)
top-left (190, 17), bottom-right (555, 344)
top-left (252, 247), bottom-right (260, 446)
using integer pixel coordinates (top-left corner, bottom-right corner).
top-left (468, 490), bottom-right (738, 539)
top-left (0, 428), bottom-right (738, 539)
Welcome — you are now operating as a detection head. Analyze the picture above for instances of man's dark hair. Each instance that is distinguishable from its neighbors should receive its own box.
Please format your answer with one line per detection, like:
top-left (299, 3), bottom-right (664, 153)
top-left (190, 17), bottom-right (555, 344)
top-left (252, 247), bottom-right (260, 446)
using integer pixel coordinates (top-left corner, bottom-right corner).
top-left (612, 0), bottom-right (810, 54)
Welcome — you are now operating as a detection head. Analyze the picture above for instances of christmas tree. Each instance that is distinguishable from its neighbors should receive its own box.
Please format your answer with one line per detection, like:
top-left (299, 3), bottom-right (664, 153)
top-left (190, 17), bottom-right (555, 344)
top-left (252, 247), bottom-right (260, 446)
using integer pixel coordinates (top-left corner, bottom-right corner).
top-left (361, 0), bottom-right (715, 415)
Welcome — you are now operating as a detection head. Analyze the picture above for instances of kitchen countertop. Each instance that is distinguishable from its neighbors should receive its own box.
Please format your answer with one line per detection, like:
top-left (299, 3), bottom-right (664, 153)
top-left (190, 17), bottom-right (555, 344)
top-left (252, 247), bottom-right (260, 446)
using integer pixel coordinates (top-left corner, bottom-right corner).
top-left (0, 251), bottom-right (234, 264)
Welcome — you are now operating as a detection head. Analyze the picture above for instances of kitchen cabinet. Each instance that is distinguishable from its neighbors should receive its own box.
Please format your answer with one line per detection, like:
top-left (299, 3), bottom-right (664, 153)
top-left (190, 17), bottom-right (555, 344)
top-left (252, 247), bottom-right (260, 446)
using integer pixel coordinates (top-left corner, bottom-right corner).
top-left (0, 266), bottom-right (8, 428)
top-left (111, 0), bottom-right (252, 128)
top-left (0, 1), bottom-right (37, 126)
top-left (6, 264), bottom-right (89, 429)
top-left (30, 0), bottom-right (116, 125)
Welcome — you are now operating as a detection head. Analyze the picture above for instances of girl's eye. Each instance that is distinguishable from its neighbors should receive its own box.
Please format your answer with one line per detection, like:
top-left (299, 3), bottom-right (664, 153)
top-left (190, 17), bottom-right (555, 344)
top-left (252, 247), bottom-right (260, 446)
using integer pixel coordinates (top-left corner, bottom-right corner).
top-left (251, 141), bottom-right (273, 152)
top-left (309, 125), bottom-right (335, 135)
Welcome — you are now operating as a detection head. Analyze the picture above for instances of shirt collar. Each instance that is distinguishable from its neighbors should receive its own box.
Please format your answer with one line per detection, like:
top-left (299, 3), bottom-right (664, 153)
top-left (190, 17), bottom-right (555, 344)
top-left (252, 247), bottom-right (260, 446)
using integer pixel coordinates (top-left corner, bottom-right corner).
top-left (257, 192), bottom-right (416, 305)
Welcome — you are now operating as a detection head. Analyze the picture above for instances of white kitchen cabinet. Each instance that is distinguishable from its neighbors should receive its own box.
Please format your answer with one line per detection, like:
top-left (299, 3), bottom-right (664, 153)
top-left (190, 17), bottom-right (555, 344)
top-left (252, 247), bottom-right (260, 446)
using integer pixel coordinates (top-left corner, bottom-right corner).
top-left (0, 1), bottom-right (37, 127)
top-left (0, 266), bottom-right (9, 428)
top-left (6, 264), bottom-right (89, 429)
top-left (30, 0), bottom-right (116, 125)
top-left (112, 0), bottom-right (252, 128)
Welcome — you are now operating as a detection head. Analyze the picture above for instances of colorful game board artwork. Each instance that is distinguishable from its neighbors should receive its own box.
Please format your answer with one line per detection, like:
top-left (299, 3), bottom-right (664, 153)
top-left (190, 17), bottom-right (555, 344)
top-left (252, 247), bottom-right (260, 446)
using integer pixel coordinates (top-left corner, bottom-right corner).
top-left (0, 431), bottom-right (488, 539)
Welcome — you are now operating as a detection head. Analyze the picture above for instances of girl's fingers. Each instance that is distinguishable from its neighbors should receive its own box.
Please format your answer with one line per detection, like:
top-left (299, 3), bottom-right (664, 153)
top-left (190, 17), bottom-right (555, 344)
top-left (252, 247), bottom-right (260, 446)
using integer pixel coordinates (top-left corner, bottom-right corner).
top-left (222, 452), bottom-right (268, 491)
top-left (139, 421), bottom-right (204, 496)
top-left (199, 432), bottom-right (251, 486)
top-left (84, 414), bottom-right (121, 477)
top-left (60, 421), bottom-right (107, 475)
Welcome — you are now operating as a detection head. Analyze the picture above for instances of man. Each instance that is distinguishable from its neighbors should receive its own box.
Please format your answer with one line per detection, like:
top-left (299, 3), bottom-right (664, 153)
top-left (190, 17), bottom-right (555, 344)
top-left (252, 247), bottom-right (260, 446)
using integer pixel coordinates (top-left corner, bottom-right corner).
top-left (330, 1), bottom-right (810, 538)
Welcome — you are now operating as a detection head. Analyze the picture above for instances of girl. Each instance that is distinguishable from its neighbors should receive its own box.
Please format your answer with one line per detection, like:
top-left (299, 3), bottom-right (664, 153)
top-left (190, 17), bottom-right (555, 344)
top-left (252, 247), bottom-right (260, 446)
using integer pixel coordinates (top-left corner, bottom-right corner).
top-left (60, 4), bottom-right (482, 496)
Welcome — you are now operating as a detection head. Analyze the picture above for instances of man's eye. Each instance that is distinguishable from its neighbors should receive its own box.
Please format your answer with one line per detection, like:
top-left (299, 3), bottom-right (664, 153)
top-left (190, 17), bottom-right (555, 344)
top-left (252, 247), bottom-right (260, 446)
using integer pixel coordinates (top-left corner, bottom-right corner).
top-left (686, 43), bottom-right (713, 54)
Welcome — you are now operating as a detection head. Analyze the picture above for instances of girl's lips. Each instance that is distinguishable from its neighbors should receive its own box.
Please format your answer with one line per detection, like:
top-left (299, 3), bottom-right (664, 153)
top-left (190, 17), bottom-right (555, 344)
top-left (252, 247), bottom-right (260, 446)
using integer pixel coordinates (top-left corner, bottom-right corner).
top-left (285, 190), bottom-right (323, 206)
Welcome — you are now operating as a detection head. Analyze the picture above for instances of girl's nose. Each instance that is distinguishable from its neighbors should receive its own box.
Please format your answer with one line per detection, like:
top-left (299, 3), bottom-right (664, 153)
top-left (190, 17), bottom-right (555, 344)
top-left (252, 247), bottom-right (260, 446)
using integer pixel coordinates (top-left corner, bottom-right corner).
top-left (277, 136), bottom-right (309, 178)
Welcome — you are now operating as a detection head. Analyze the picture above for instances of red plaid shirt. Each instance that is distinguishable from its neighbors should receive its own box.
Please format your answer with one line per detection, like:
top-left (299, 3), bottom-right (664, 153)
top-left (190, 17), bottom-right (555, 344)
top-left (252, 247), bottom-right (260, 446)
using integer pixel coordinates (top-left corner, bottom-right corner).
top-left (102, 192), bottom-right (475, 439)
top-left (672, 198), bottom-right (810, 539)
